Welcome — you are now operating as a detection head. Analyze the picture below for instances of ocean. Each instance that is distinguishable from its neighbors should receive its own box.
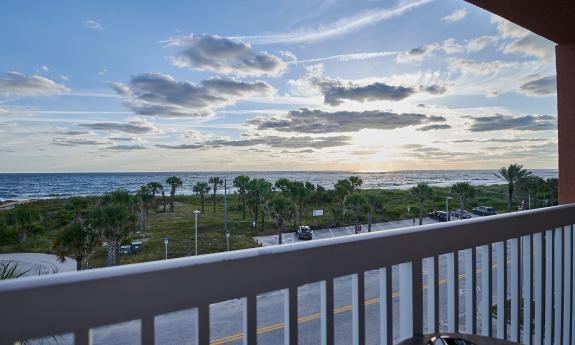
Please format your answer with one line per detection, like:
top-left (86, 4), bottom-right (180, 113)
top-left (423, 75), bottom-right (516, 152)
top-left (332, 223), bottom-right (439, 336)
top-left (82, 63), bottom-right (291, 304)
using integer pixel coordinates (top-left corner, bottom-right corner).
top-left (0, 170), bottom-right (558, 201)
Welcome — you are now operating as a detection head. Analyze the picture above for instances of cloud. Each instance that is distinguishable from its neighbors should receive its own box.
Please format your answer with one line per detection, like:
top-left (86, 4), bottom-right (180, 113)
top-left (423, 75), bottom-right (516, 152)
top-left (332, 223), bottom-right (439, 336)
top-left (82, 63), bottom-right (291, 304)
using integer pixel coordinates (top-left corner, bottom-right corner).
top-left (446, 58), bottom-right (511, 75)
top-left (84, 20), bottom-right (105, 31)
top-left (79, 119), bottom-right (158, 134)
top-left (0, 72), bottom-right (68, 97)
top-left (491, 15), bottom-right (529, 39)
top-left (313, 79), bottom-right (447, 105)
top-left (465, 114), bottom-right (556, 132)
top-left (466, 36), bottom-right (497, 52)
top-left (105, 145), bottom-right (146, 151)
top-left (435, 138), bottom-right (549, 144)
top-left (52, 138), bottom-right (110, 146)
top-left (59, 130), bottom-right (92, 136)
top-left (442, 9), bottom-right (467, 22)
top-left (246, 108), bottom-right (447, 134)
top-left (296, 51), bottom-right (396, 64)
top-left (166, 34), bottom-right (286, 77)
top-left (109, 136), bottom-right (141, 142)
top-left (417, 124), bottom-right (452, 131)
top-left (156, 135), bottom-right (351, 150)
top-left (396, 43), bottom-right (439, 63)
top-left (519, 75), bottom-right (556, 96)
top-left (114, 73), bottom-right (275, 117)
top-left (503, 34), bottom-right (554, 60)
top-left (230, 0), bottom-right (433, 44)
top-left (402, 144), bottom-right (466, 160)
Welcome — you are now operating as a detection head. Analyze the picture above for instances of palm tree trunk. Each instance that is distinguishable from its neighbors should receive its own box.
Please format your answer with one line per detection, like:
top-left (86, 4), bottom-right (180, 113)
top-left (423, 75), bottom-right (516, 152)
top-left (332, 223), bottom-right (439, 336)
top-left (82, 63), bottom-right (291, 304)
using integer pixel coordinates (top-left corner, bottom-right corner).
top-left (354, 214), bottom-right (359, 234)
top-left (162, 191), bottom-right (166, 212)
top-left (76, 257), bottom-right (83, 271)
top-left (507, 184), bottom-right (513, 213)
top-left (170, 188), bottom-right (175, 213)
top-left (368, 211), bottom-right (372, 232)
top-left (213, 187), bottom-right (216, 214)
top-left (201, 193), bottom-right (205, 213)
top-left (419, 200), bottom-right (424, 225)
top-left (106, 240), bottom-right (118, 266)
top-left (19, 227), bottom-right (27, 243)
top-left (261, 208), bottom-right (265, 232)
top-left (278, 223), bottom-right (283, 245)
top-left (242, 198), bottom-right (246, 220)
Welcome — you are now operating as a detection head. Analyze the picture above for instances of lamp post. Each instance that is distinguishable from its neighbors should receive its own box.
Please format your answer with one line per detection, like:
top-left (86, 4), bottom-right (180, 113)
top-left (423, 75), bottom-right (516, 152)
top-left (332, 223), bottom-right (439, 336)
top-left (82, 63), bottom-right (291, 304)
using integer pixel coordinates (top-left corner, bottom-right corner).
top-left (194, 209), bottom-right (200, 256)
top-left (445, 196), bottom-right (453, 221)
top-left (163, 237), bottom-right (170, 260)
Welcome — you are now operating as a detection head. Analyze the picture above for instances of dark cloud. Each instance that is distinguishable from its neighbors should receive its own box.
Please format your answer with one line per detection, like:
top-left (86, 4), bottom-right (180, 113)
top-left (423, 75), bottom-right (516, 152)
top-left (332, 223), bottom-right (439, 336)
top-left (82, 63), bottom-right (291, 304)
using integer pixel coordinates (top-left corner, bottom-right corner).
top-left (0, 72), bottom-right (68, 97)
top-left (167, 34), bottom-right (286, 77)
top-left (434, 138), bottom-right (549, 144)
top-left (80, 120), bottom-right (158, 134)
top-left (465, 114), bottom-right (556, 132)
top-left (52, 138), bottom-right (110, 146)
top-left (114, 73), bottom-right (274, 117)
top-left (155, 143), bottom-right (205, 150)
top-left (417, 124), bottom-right (452, 131)
top-left (519, 76), bottom-right (556, 96)
top-left (60, 130), bottom-right (91, 136)
top-left (311, 77), bottom-right (447, 106)
top-left (402, 144), bottom-right (466, 161)
top-left (396, 43), bottom-right (439, 63)
top-left (156, 135), bottom-right (351, 150)
top-left (109, 137), bottom-right (140, 142)
top-left (246, 108), bottom-right (447, 134)
top-left (105, 145), bottom-right (146, 151)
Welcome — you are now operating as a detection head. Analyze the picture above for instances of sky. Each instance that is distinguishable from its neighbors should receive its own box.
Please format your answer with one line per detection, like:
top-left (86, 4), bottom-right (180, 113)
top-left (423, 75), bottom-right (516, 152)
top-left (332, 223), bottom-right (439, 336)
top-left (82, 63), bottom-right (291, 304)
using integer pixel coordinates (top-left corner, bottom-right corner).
top-left (0, 0), bottom-right (558, 172)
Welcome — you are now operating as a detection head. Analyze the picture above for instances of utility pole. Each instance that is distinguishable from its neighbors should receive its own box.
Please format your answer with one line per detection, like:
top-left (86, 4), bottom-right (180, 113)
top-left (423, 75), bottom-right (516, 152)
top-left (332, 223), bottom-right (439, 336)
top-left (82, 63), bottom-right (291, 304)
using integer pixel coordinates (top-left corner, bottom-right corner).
top-left (224, 179), bottom-right (229, 251)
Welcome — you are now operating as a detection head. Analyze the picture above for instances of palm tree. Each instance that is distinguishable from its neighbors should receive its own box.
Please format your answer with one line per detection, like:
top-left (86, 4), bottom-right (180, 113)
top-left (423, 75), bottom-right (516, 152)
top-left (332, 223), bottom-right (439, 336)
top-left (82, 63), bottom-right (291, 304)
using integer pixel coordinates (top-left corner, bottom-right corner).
top-left (233, 175), bottom-right (251, 219)
top-left (344, 193), bottom-right (366, 234)
top-left (451, 182), bottom-right (476, 213)
top-left (7, 206), bottom-right (40, 243)
top-left (137, 185), bottom-right (154, 231)
top-left (410, 182), bottom-right (432, 225)
top-left (546, 178), bottom-right (558, 205)
top-left (66, 197), bottom-right (89, 224)
top-left (364, 193), bottom-right (383, 232)
top-left (255, 179), bottom-right (273, 231)
top-left (267, 195), bottom-right (294, 244)
top-left (52, 222), bottom-right (96, 271)
top-left (348, 176), bottom-right (363, 191)
top-left (495, 164), bottom-right (533, 212)
top-left (146, 182), bottom-right (164, 212)
top-left (0, 262), bottom-right (28, 280)
top-left (90, 190), bottom-right (138, 266)
top-left (208, 177), bottom-right (224, 214)
top-left (165, 176), bottom-right (183, 213)
top-left (193, 182), bottom-right (211, 213)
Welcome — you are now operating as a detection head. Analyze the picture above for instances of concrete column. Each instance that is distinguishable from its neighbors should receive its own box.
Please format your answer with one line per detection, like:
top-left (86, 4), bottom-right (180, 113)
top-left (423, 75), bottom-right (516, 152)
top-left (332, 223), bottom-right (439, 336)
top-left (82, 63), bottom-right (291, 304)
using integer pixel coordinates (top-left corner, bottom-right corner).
top-left (556, 43), bottom-right (575, 204)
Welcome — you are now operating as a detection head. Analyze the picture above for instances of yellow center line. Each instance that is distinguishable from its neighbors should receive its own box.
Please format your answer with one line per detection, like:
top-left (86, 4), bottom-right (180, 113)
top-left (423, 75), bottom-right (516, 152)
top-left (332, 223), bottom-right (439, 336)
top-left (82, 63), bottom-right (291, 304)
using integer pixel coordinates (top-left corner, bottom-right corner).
top-left (211, 264), bottom-right (500, 344)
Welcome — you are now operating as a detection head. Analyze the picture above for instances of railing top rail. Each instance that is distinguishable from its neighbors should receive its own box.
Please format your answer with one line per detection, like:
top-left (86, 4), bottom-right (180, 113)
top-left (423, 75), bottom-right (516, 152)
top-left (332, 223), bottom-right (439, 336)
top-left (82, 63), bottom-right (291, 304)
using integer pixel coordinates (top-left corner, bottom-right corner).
top-left (1, 203), bottom-right (574, 343)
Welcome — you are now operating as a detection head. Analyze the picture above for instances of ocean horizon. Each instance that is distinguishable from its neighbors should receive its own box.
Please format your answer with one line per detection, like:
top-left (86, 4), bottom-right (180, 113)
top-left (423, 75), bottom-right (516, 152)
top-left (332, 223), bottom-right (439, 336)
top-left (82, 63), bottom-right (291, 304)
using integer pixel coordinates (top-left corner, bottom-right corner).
top-left (0, 169), bottom-right (558, 201)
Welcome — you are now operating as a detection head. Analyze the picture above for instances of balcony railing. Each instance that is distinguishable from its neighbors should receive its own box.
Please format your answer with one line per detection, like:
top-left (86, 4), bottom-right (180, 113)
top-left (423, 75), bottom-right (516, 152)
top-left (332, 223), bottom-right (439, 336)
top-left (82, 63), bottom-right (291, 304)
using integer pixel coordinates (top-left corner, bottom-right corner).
top-left (1, 204), bottom-right (574, 345)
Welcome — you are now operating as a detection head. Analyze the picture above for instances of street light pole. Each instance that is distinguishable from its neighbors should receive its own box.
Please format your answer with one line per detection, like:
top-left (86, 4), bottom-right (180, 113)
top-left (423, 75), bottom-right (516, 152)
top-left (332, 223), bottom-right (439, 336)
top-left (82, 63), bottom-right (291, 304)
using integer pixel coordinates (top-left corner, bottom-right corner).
top-left (194, 210), bottom-right (200, 256)
top-left (445, 195), bottom-right (453, 221)
top-left (163, 237), bottom-right (169, 260)
top-left (224, 179), bottom-right (229, 251)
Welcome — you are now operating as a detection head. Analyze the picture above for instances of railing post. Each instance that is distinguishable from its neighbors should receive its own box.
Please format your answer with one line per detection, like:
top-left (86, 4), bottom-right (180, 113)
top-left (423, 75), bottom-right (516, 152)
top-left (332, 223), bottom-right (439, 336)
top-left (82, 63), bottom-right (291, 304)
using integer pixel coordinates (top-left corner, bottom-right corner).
top-left (412, 260), bottom-right (423, 337)
top-left (510, 238), bottom-right (519, 342)
top-left (523, 235), bottom-right (533, 345)
top-left (563, 226), bottom-right (572, 345)
top-left (74, 329), bottom-right (92, 345)
top-left (380, 267), bottom-right (393, 345)
top-left (425, 258), bottom-right (435, 334)
top-left (545, 230), bottom-right (553, 345)
top-left (496, 241), bottom-right (506, 339)
top-left (244, 295), bottom-right (257, 345)
top-left (534, 232), bottom-right (543, 345)
top-left (447, 252), bottom-right (459, 333)
top-left (554, 228), bottom-right (563, 345)
top-left (352, 272), bottom-right (365, 345)
top-left (284, 287), bottom-right (298, 345)
top-left (480, 245), bottom-right (492, 337)
top-left (320, 279), bottom-right (334, 345)
top-left (464, 248), bottom-right (477, 334)
top-left (399, 262), bottom-right (413, 340)
top-left (197, 305), bottom-right (210, 345)
top-left (141, 316), bottom-right (155, 345)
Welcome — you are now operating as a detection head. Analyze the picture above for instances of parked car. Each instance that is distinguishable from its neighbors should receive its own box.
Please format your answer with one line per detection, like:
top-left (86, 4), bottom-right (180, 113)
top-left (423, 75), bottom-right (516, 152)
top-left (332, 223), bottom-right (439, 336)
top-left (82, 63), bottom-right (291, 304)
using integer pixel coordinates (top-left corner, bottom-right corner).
top-left (451, 209), bottom-right (473, 219)
top-left (296, 225), bottom-right (313, 240)
top-left (428, 210), bottom-right (448, 222)
top-left (120, 245), bottom-right (132, 255)
top-left (471, 206), bottom-right (497, 216)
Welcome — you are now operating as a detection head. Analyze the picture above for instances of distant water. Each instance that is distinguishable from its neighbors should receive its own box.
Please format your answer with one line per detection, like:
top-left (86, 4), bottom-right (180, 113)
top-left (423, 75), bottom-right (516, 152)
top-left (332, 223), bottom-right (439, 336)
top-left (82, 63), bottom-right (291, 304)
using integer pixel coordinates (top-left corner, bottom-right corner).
top-left (0, 170), bottom-right (558, 201)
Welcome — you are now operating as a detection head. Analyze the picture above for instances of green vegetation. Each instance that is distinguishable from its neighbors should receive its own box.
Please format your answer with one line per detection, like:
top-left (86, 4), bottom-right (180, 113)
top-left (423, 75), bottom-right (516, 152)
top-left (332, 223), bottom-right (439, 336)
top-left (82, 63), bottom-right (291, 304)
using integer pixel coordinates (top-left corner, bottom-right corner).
top-left (0, 168), bottom-right (559, 270)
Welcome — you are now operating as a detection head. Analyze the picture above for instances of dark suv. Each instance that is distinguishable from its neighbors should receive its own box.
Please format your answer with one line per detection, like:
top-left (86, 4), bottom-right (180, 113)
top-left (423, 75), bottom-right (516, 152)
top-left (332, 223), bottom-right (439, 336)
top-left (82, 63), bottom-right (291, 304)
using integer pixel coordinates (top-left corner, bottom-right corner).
top-left (296, 226), bottom-right (313, 240)
top-left (428, 210), bottom-right (448, 222)
top-left (471, 206), bottom-right (497, 216)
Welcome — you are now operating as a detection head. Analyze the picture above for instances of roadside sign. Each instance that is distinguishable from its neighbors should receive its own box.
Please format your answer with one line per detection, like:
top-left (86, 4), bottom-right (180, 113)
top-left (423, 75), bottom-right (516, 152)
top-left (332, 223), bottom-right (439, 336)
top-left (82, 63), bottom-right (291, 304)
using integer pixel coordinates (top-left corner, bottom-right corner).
top-left (312, 209), bottom-right (324, 217)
